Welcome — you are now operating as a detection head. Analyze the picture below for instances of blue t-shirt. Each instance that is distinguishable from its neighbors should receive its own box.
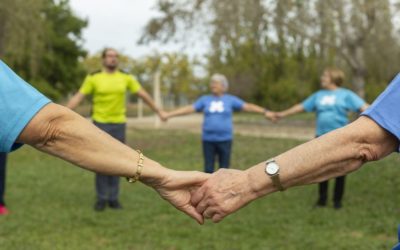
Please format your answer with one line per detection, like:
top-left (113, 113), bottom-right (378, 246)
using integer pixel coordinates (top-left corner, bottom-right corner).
top-left (193, 94), bottom-right (245, 141)
top-left (302, 88), bottom-right (365, 136)
top-left (0, 60), bottom-right (51, 152)
top-left (362, 73), bottom-right (400, 148)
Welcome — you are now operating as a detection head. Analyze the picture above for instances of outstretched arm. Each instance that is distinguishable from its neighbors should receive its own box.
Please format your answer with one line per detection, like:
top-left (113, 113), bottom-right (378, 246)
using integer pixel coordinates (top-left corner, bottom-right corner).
top-left (137, 89), bottom-right (167, 121)
top-left (192, 116), bottom-right (398, 222)
top-left (277, 104), bottom-right (305, 118)
top-left (241, 103), bottom-right (276, 121)
top-left (66, 92), bottom-right (86, 110)
top-left (17, 103), bottom-right (208, 223)
top-left (165, 105), bottom-right (196, 120)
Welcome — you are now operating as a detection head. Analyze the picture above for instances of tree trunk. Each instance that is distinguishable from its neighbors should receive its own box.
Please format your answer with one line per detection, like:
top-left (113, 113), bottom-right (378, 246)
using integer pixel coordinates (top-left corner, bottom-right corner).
top-left (351, 69), bottom-right (366, 98)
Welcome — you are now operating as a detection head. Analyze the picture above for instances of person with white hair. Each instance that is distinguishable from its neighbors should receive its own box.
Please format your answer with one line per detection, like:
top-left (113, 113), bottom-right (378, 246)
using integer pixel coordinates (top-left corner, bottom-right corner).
top-left (165, 73), bottom-right (276, 173)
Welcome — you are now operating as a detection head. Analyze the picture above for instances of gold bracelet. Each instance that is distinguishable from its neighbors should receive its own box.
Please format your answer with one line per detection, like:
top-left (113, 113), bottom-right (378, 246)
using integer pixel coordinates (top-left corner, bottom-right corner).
top-left (126, 150), bottom-right (144, 183)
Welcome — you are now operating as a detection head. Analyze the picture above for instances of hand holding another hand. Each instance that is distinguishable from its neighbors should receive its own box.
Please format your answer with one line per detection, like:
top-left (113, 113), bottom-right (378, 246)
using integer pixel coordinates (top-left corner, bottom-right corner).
top-left (190, 169), bottom-right (258, 223)
top-left (148, 169), bottom-right (210, 224)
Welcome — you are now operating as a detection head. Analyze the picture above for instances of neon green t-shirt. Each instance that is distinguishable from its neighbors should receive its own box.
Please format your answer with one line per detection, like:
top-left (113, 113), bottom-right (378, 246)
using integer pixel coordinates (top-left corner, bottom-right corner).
top-left (79, 70), bottom-right (142, 123)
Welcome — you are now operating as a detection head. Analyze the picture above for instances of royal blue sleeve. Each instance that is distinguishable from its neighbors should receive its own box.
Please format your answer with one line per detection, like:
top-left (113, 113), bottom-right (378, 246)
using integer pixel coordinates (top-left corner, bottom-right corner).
top-left (193, 96), bottom-right (206, 112)
top-left (346, 90), bottom-right (365, 112)
top-left (362, 73), bottom-right (400, 149)
top-left (230, 95), bottom-right (245, 111)
top-left (302, 92), bottom-right (318, 112)
top-left (0, 60), bottom-right (51, 152)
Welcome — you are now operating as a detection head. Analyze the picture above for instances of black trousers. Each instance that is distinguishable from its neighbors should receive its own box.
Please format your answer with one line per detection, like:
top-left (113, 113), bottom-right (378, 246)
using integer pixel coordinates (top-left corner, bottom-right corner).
top-left (318, 175), bottom-right (346, 204)
top-left (0, 153), bottom-right (7, 205)
top-left (93, 122), bottom-right (126, 202)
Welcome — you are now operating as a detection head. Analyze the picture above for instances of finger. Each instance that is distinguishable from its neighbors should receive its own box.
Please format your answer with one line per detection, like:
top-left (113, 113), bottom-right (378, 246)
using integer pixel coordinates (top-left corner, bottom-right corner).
top-left (174, 171), bottom-right (210, 187)
top-left (179, 204), bottom-right (204, 225)
top-left (212, 213), bottom-right (224, 223)
top-left (195, 197), bottom-right (209, 214)
top-left (191, 185), bottom-right (206, 206)
top-left (203, 207), bottom-right (218, 220)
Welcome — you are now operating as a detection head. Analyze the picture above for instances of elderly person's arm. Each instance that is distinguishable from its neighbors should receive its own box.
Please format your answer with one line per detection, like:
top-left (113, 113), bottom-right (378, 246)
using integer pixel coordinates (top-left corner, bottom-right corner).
top-left (276, 104), bottom-right (305, 118)
top-left (191, 116), bottom-right (398, 222)
top-left (164, 105), bottom-right (196, 120)
top-left (17, 103), bottom-right (208, 224)
top-left (241, 103), bottom-right (276, 121)
top-left (192, 73), bottom-right (400, 222)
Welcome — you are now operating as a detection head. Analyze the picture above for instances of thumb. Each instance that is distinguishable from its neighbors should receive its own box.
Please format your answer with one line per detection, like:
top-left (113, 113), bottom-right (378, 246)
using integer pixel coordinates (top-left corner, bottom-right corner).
top-left (179, 204), bottom-right (205, 225)
top-left (173, 171), bottom-right (210, 187)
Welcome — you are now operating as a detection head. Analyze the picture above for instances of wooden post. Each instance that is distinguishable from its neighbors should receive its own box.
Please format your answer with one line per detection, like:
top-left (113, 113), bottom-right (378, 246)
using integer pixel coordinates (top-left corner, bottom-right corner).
top-left (153, 70), bottom-right (162, 128)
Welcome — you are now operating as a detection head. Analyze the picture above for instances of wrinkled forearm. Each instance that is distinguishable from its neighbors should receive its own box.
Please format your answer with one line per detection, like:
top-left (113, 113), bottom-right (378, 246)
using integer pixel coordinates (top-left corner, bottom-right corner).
top-left (17, 103), bottom-right (169, 187)
top-left (246, 116), bottom-right (398, 199)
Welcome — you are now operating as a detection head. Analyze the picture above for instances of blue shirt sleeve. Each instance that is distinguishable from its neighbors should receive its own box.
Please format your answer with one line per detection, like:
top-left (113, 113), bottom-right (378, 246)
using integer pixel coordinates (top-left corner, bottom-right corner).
top-left (193, 96), bottom-right (207, 112)
top-left (230, 95), bottom-right (245, 111)
top-left (302, 92), bottom-right (318, 112)
top-left (362, 73), bottom-right (400, 150)
top-left (0, 60), bottom-right (51, 152)
top-left (345, 90), bottom-right (365, 112)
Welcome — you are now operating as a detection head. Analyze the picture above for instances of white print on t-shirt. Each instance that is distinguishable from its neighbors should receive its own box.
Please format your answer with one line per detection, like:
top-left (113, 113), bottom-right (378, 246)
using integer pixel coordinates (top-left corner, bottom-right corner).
top-left (209, 100), bottom-right (225, 113)
top-left (320, 95), bottom-right (336, 106)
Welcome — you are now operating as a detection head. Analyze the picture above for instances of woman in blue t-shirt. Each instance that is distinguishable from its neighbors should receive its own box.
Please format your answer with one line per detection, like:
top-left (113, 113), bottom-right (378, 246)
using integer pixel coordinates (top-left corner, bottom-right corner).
top-left (165, 74), bottom-right (277, 173)
top-left (276, 67), bottom-right (369, 209)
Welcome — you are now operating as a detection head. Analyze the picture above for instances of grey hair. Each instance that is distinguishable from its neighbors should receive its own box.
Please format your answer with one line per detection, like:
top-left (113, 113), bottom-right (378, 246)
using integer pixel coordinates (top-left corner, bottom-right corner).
top-left (211, 73), bottom-right (229, 90)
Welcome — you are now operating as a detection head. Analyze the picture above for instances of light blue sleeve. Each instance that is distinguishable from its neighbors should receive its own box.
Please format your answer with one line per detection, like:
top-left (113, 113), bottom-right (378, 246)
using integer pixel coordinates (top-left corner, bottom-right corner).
top-left (193, 96), bottom-right (207, 112)
top-left (346, 90), bottom-right (365, 112)
top-left (362, 73), bottom-right (400, 151)
top-left (230, 95), bottom-right (245, 111)
top-left (302, 92), bottom-right (318, 112)
top-left (0, 60), bottom-right (51, 152)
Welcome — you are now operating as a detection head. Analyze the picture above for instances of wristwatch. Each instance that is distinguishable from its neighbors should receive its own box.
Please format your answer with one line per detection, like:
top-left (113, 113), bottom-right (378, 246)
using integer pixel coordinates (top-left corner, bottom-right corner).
top-left (265, 159), bottom-right (285, 191)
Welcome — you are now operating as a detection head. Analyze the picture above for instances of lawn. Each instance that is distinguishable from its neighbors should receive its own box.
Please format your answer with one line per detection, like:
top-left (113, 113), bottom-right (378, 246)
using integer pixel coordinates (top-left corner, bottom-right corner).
top-left (0, 129), bottom-right (399, 250)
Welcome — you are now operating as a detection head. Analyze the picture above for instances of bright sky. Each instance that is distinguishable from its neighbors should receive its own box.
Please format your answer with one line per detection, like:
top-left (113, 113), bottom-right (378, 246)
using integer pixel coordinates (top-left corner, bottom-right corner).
top-left (69, 0), bottom-right (207, 59)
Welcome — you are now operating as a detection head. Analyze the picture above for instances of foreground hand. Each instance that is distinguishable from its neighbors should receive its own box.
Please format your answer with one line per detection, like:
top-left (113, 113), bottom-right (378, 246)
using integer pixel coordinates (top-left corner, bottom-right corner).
top-left (191, 169), bottom-right (257, 223)
top-left (151, 170), bottom-right (210, 224)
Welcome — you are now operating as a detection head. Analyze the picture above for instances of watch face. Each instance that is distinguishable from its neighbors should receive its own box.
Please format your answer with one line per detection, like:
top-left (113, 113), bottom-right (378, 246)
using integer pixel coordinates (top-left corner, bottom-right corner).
top-left (266, 162), bottom-right (279, 175)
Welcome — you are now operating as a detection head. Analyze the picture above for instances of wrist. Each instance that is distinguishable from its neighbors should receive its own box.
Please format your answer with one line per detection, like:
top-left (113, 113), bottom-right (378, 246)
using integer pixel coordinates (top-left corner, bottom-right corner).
top-left (245, 163), bottom-right (274, 199)
top-left (139, 159), bottom-right (170, 188)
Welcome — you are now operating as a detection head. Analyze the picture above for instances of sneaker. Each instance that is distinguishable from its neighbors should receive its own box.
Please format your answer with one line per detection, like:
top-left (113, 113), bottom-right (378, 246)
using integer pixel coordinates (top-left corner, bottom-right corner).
top-left (0, 205), bottom-right (9, 215)
top-left (108, 200), bottom-right (122, 209)
top-left (94, 200), bottom-right (107, 211)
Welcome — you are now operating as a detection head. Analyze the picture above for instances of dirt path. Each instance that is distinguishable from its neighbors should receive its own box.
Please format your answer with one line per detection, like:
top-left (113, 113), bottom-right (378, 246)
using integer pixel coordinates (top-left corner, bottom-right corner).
top-left (126, 114), bottom-right (315, 141)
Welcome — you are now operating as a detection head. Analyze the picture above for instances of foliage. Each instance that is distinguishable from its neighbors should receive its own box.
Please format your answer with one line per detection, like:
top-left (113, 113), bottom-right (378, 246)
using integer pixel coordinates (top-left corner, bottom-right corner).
top-left (0, 0), bottom-right (87, 100)
top-left (141, 0), bottom-right (400, 107)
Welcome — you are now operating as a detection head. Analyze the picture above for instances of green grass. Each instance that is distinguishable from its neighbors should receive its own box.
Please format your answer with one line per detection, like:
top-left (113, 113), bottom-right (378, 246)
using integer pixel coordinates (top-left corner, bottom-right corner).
top-left (0, 129), bottom-right (399, 249)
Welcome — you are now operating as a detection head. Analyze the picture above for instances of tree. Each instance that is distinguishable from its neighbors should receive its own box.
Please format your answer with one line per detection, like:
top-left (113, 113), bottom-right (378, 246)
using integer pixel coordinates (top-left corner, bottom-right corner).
top-left (0, 0), bottom-right (87, 100)
top-left (140, 0), bottom-right (400, 106)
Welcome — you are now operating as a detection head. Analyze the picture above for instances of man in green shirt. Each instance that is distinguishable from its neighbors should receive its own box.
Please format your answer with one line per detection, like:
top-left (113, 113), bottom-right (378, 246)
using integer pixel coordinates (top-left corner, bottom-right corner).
top-left (67, 48), bottom-right (166, 211)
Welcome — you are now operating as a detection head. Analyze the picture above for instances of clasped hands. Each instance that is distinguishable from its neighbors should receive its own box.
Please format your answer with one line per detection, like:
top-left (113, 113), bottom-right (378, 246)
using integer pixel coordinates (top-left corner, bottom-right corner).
top-left (150, 168), bottom-right (260, 224)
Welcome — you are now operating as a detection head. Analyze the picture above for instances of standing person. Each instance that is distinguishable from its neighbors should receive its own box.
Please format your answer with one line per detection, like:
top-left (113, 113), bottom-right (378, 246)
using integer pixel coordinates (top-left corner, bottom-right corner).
top-left (67, 48), bottom-right (166, 211)
top-left (164, 73), bottom-right (277, 173)
top-left (0, 153), bottom-right (8, 215)
top-left (276, 67), bottom-right (369, 209)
